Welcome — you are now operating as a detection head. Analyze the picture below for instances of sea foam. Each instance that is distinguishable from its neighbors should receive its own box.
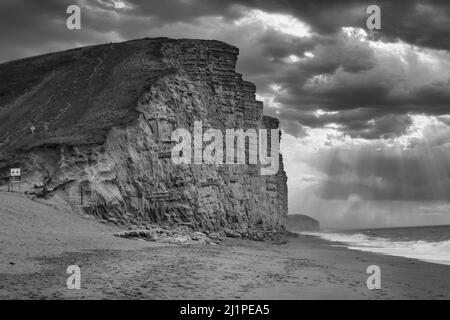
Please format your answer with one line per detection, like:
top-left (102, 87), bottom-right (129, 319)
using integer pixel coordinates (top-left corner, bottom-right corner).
top-left (303, 231), bottom-right (450, 266)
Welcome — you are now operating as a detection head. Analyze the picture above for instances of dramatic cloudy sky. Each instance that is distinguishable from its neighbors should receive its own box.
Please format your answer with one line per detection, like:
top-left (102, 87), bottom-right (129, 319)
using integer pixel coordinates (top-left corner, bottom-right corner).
top-left (2, 0), bottom-right (450, 228)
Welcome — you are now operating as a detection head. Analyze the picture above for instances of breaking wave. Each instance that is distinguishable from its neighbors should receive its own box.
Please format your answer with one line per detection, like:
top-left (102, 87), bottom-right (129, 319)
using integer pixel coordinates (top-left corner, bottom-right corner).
top-left (303, 231), bottom-right (450, 266)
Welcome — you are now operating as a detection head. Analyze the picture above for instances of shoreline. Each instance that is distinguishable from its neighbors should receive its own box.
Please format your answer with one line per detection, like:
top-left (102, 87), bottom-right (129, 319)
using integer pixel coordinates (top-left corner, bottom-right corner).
top-left (1, 234), bottom-right (449, 299)
top-left (298, 229), bottom-right (450, 267)
top-left (1, 192), bottom-right (449, 299)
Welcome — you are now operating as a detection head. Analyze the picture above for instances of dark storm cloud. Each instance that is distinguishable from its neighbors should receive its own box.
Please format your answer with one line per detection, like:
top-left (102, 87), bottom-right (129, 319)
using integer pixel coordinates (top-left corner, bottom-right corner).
top-left (272, 76), bottom-right (450, 138)
top-left (258, 33), bottom-right (450, 138)
top-left (119, 0), bottom-right (237, 23)
top-left (2, 0), bottom-right (450, 59)
top-left (232, 0), bottom-right (450, 51)
top-left (119, 0), bottom-right (450, 52)
top-left (245, 18), bottom-right (449, 138)
top-left (236, 0), bottom-right (450, 139)
top-left (258, 31), bottom-right (319, 61)
top-left (439, 116), bottom-right (450, 126)
top-left (0, 0), bottom-right (120, 62)
top-left (1, 0), bottom-right (450, 139)
top-left (132, 0), bottom-right (449, 50)
top-left (277, 108), bottom-right (413, 139)
top-left (410, 80), bottom-right (450, 112)
top-left (348, 114), bottom-right (413, 139)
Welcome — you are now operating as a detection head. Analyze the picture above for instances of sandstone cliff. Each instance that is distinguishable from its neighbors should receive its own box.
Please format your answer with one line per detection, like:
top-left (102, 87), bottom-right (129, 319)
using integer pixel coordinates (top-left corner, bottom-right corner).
top-left (286, 214), bottom-right (320, 232)
top-left (0, 38), bottom-right (288, 238)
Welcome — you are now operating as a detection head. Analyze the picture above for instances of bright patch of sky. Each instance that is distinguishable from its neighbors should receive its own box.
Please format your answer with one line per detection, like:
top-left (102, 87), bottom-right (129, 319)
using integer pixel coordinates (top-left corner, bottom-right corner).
top-left (235, 9), bottom-right (312, 38)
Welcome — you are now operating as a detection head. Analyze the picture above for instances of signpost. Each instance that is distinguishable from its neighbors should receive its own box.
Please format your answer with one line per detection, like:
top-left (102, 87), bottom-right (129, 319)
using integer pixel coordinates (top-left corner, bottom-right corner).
top-left (11, 168), bottom-right (21, 177)
top-left (8, 168), bottom-right (21, 192)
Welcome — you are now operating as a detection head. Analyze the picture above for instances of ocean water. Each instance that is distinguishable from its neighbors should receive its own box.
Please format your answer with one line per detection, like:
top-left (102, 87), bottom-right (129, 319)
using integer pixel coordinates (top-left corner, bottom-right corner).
top-left (302, 225), bottom-right (450, 266)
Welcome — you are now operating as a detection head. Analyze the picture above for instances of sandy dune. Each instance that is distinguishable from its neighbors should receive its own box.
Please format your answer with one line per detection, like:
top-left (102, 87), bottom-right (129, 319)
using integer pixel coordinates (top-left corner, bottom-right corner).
top-left (0, 192), bottom-right (156, 274)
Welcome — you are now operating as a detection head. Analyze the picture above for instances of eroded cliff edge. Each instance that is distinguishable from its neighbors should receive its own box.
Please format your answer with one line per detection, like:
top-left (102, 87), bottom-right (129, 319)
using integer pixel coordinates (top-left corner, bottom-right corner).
top-left (0, 38), bottom-right (288, 238)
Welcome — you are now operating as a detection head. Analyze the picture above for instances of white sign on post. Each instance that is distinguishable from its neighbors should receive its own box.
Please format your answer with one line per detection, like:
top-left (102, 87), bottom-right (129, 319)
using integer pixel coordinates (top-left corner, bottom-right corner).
top-left (10, 168), bottom-right (21, 177)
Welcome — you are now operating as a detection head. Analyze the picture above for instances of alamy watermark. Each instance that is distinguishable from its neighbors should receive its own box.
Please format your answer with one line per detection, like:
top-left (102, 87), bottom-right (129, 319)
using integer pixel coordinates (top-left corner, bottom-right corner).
top-left (66, 5), bottom-right (81, 30)
top-left (366, 265), bottom-right (381, 290)
top-left (171, 121), bottom-right (280, 175)
top-left (66, 265), bottom-right (81, 290)
top-left (366, 5), bottom-right (381, 30)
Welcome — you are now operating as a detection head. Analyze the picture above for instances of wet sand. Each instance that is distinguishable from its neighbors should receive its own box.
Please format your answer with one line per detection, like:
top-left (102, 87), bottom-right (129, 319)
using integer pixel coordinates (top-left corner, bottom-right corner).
top-left (1, 192), bottom-right (449, 299)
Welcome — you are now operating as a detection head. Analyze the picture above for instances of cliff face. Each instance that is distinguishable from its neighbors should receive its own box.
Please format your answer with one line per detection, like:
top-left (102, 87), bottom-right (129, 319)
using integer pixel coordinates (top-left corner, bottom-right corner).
top-left (286, 215), bottom-right (320, 232)
top-left (0, 38), bottom-right (288, 236)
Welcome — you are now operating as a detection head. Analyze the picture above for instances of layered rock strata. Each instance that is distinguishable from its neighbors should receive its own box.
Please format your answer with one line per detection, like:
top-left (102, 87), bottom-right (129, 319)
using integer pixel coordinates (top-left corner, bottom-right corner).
top-left (0, 38), bottom-right (288, 236)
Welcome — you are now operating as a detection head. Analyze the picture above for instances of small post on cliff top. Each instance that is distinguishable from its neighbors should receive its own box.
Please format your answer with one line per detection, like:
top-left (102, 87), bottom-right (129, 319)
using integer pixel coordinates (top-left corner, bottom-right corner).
top-left (8, 168), bottom-right (21, 193)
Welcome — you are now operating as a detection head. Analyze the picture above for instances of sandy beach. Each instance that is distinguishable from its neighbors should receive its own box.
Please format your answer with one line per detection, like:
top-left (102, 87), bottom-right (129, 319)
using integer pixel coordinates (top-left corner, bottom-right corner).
top-left (0, 192), bottom-right (449, 300)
